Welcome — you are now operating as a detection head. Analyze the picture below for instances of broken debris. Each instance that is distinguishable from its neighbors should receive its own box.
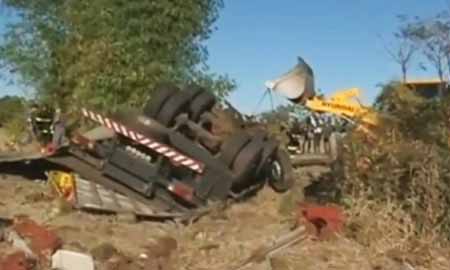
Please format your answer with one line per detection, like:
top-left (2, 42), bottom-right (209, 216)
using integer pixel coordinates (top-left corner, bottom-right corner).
top-left (298, 203), bottom-right (345, 240)
top-left (51, 250), bottom-right (95, 270)
top-left (0, 251), bottom-right (36, 270)
top-left (74, 176), bottom-right (183, 219)
top-left (10, 217), bottom-right (62, 264)
top-left (47, 170), bottom-right (76, 205)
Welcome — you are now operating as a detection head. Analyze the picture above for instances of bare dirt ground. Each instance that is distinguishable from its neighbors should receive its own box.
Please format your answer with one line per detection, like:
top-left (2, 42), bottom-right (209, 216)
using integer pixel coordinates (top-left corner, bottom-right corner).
top-left (1, 173), bottom-right (449, 270)
top-left (0, 127), bottom-right (448, 270)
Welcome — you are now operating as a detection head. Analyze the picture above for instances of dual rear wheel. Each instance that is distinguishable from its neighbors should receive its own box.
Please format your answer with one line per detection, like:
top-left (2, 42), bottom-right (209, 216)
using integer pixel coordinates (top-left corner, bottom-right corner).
top-left (144, 83), bottom-right (217, 127)
top-left (144, 83), bottom-right (294, 195)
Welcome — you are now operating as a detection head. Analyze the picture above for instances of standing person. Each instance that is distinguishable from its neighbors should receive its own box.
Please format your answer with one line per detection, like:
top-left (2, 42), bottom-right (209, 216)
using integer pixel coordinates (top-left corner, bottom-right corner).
top-left (50, 106), bottom-right (66, 153)
top-left (25, 102), bottom-right (39, 143)
top-left (310, 112), bottom-right (323, 152)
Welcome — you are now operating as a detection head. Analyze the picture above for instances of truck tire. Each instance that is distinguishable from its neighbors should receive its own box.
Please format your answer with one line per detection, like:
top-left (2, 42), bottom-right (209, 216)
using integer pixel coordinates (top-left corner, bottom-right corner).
top-left (219, 132), bottom-right (252, 168)
top-left (231, 138), bottom-right (265, 189)
top-left (157, 90), bottom-right (199, 127)
top-left (189, 91), bottom-right (217, 121)
top-left (268, 148), bottom-right (294, 192)
top-left (183, 84), bottom-right (205, 100)
top-left (143, 83), bottom-right (179, 118)
top-left (255, 139), bottom-right (278, 176)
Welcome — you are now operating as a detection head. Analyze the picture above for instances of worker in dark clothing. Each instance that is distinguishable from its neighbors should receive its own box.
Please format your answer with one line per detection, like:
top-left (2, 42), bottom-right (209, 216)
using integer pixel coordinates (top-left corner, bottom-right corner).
top-left (26, 103), bottom-right (53, 144)
top-left (51, 107), bottom-right (66, 151)
top-left (25, 103), bottom-right (66, 153)
top-left (25, 103), bottom-right (40, 143)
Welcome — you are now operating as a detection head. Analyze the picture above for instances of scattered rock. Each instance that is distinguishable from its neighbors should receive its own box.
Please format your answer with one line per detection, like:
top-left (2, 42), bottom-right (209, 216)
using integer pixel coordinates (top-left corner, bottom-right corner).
top-left (91, 242), bottom-right (118, 262)
top-left (138, 253), bottom-right (148, 259)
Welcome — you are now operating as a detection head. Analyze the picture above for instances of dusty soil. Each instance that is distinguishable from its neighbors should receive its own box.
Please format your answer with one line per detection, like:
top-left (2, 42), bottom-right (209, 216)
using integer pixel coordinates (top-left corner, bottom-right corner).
top-left (0, 120), bottom-right (448, 269)
top-left (0, 173), bottom-right (449, 270)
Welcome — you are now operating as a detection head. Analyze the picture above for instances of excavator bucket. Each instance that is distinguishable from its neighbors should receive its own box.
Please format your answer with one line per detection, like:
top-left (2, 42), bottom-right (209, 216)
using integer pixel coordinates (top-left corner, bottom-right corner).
top-left (265, 57), bottom-right (316, 104)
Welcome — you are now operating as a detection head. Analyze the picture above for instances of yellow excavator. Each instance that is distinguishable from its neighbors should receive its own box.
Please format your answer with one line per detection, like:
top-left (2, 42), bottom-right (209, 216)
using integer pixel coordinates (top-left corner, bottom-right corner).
top-left (265, 57), bottom-right (386, 137)
top-left (260, 57), bottom-right (388, 201)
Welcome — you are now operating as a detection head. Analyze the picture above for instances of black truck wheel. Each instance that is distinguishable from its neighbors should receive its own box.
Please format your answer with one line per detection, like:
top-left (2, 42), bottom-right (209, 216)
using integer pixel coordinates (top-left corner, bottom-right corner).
top-left (255, 139), bottom-right (278, 176)
top-left (143, 82), bottom-right (179, 118)
top-left (231, 138), bottom-right (265, 189)
top-left (183, 84), bottom-right (206, 100)
top-left (157, 89), bottom-right (200, 127)
top-left (189, 91), bottom-right (217, 121)
top-left (219, 132), bottom-right (252, 168)
top-left (267, 148), bottom-right (294, 192)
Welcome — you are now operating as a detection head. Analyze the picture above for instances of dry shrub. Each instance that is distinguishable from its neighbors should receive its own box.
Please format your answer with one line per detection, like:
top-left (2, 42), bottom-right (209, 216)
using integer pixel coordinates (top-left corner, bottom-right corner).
top-left (3, 114), bottom-right (28, 144)
top-left (345, 197), bottom-right (416, 252)
top-left (345, 196), bottom-right (450, 269)
top-left (272, 197), bottom-right (450, 270)
top-left (339, 129), bottom-right (450, 240)
top-left (337, 83), bottom-right (450, 241)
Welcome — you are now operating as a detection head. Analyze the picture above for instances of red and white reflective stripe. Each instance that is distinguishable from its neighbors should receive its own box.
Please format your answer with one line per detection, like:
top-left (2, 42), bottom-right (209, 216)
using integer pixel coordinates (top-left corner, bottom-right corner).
top-left (81, 108), bottom-right (204, 173)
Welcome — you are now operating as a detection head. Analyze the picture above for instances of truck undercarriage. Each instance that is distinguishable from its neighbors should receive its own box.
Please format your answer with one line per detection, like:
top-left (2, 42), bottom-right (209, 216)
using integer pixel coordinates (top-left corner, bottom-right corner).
top-left (0, 82), bottom-right (297, 219)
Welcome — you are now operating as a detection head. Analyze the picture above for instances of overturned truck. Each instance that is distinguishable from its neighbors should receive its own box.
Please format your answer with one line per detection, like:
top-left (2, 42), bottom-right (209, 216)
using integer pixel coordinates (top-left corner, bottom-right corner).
top-left (1, 57), bottom-right (350, 215)
top-left (73, 84), bottom-right (295, 207)
top-left (1, 83), bottom-right (295, 216)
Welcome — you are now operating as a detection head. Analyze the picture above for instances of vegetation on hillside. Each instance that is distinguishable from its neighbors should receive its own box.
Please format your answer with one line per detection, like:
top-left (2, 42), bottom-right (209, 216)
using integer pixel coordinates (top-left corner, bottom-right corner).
top-left (0, 95), bottom-right (27, 142)
top-left (0, 0), bottom-right (235, 113)
top-left (337, 81), bottom-right (450, 242)
top-left (0, 95), bottom-right (24, 124)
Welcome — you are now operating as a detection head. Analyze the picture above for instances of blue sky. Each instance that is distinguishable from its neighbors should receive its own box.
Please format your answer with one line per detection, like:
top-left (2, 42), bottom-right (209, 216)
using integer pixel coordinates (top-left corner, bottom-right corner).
top-left (206, 0), bottom-right (448, 113)
top-left (0, 1), bottom-right (448, 113)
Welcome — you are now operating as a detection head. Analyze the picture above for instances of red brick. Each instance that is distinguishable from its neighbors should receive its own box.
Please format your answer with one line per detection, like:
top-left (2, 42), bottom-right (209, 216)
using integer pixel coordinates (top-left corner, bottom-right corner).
top-left (12, 218), bottom-right (62, 262)
top-left (0, 251), bottom-right (35, 270)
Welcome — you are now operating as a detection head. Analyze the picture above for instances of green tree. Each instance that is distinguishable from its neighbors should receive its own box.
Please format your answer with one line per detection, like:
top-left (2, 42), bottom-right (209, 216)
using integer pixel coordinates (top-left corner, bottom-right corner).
top-left (374, 81), bottom-right (450, 147)
top-left (399, 13), bottom-right (450, 97)
top-left (0, 0), bottom-right (235, 113)
top-left (0, 95), bottom-right (25, 125)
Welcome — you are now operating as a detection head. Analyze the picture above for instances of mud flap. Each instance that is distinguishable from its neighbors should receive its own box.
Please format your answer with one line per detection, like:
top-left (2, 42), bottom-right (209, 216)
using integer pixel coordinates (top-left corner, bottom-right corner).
top-left (168, 132), bottom-right (235, 200)
top-left (194, 168), bottom-right (234, 201)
